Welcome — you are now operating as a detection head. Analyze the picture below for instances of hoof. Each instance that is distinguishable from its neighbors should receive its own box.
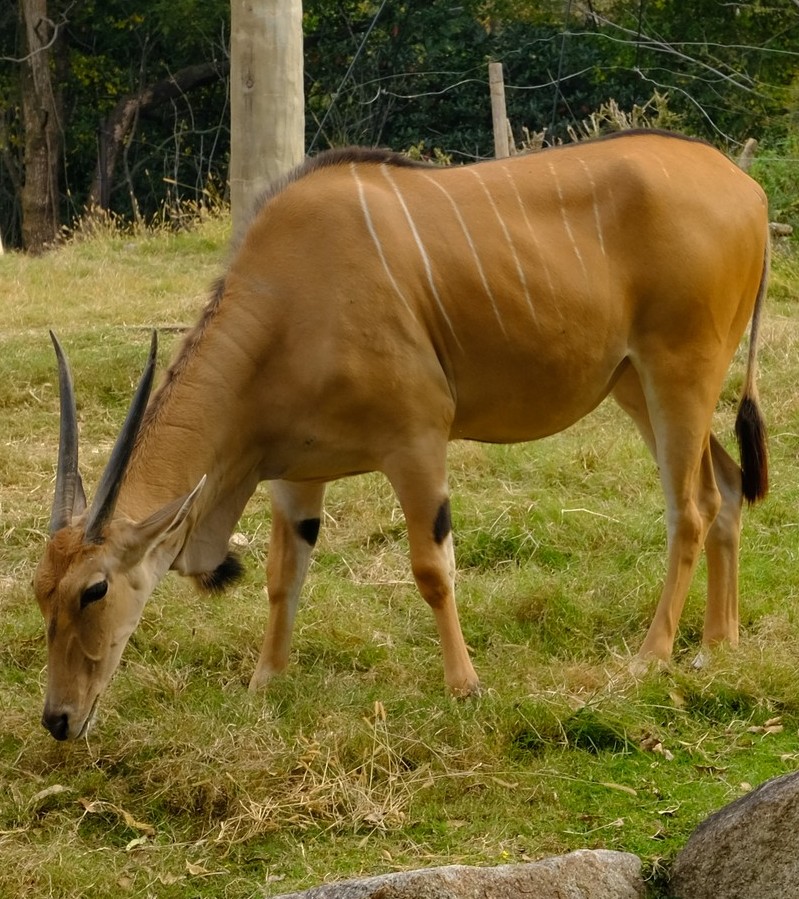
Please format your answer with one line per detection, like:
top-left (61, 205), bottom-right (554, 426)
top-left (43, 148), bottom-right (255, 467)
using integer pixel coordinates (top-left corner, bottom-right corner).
top-left (448, 679), bottom-right (482, 699)
top-left (629, 653), bottom-right (667, 678)
top-left (248, 669), bottom-right (278, 693)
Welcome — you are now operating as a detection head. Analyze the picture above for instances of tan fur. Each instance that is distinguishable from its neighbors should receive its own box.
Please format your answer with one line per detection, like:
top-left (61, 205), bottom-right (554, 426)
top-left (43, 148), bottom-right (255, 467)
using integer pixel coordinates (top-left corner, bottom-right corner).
top-left (35, 131), bottom-right (769, 738)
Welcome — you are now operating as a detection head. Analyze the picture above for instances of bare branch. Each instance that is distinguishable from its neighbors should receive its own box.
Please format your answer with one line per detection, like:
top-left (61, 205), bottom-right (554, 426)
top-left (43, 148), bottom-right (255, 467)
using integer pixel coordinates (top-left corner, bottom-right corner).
top-left (89, 60), bottom-right (230, 210)
top-left (0, 3), bottom-right (74, 64)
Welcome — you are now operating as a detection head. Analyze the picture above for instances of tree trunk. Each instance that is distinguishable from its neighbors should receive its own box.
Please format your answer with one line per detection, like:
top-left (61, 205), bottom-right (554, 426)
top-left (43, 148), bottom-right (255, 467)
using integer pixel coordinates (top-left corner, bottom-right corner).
top-left (230, 0), bottom-right (304, 241)
top-left (88, 61), bottom-right (230, 212)
top-left (20, 0), bottom-right (63, 252)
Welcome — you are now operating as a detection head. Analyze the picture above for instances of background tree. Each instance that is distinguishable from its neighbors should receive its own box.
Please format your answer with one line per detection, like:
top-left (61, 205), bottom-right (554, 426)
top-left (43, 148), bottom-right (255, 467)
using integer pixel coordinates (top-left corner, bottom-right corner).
top-left (1, 0), bottom-right (230, 248)
top-left (0, 0), bottom-right (797, 249)
top-left (18, 0), bottom-right (65, 252)
top-left (88, 59), bottom-right (230, 215)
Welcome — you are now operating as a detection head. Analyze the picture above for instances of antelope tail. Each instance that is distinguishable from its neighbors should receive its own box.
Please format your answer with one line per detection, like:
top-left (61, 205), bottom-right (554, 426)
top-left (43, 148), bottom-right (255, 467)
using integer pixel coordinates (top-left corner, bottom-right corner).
top-left (735, 235), bottom-right (770, 504)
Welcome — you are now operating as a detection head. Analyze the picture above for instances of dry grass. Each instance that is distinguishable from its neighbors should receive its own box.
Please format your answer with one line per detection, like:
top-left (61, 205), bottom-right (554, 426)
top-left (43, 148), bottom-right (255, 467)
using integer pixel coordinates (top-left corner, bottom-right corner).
top-left (2, 216), bottom-right (799, 897)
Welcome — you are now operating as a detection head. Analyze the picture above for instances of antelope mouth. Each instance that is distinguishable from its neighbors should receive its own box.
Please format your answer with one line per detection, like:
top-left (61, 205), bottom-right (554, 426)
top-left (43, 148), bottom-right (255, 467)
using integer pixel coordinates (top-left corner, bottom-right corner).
top-left (76, 695), bottom-right (100, 740)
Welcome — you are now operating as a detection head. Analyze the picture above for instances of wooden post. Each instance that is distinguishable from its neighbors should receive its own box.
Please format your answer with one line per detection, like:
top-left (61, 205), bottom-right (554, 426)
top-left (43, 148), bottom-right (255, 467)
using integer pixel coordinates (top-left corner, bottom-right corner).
top-left (489, 62), bottom-right (510, 159)
top-left (230, 0), bottom-right (305, 241)
top-left (737, 138), bottom-right (758, 173)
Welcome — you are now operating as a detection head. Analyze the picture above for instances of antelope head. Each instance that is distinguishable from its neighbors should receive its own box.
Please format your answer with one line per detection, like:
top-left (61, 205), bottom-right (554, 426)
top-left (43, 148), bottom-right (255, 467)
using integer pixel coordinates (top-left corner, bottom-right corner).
top-left (34, 333), bottom-right (205, 741)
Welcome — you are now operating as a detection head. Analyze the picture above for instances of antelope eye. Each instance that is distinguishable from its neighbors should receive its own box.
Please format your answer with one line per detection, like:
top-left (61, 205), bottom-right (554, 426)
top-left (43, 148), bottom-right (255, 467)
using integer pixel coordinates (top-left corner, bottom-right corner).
top-left (81, 580), bottom-right (108, 608)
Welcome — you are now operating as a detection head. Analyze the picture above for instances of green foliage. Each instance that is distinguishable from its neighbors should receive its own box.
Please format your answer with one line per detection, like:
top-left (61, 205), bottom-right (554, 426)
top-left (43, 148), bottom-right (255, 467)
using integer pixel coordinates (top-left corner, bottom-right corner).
top-left (2, 0), bottom-right (798, 247)
top-left (750, 131), bottom-right (799, 233)
top-left (0, 0), bottom-right (229, 246)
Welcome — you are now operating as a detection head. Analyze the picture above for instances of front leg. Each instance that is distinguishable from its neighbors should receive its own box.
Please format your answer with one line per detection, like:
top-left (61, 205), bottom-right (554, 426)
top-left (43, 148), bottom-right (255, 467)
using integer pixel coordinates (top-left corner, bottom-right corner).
top-left (384, 445), bottom-right (479, 696)
top-left (249, 480), bottom-right (326, 691)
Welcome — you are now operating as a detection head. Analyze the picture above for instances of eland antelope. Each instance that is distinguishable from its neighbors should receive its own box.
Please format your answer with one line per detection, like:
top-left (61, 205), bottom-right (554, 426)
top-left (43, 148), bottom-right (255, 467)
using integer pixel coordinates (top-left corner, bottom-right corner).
top-left (35, 130), bottom-right (769, 741)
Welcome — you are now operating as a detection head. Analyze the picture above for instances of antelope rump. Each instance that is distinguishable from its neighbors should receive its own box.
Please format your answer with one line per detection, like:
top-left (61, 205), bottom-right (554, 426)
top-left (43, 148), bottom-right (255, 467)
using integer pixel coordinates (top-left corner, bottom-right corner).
top-left (34, 130), bottom-right (769, 740)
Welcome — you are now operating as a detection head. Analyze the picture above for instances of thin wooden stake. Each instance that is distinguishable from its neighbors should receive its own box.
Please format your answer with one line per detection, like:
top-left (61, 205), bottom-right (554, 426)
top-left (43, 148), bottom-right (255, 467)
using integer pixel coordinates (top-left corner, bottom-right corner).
top-left (737, 137), bottom-right (758, 172)
top-left (489, 62), bottom-right (510, 159)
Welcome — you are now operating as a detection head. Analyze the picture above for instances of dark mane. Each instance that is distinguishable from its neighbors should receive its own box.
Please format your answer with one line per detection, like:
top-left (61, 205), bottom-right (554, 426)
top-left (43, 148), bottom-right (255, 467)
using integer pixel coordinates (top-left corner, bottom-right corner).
top-left (591, 127), bottom-right (707, 147)
top-left (305, 145), bottom-right (434, 173)
top-left (253, 146), bottom-right (433, 216)
top-left (135, 276), bottom-right (226, 450)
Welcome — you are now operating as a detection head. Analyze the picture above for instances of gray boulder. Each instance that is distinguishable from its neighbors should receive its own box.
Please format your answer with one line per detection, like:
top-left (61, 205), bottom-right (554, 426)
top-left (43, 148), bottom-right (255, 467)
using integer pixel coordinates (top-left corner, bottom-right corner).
top-left (271, 849), bottom-right (644, 898)
top-left (670, 770), bottom-right (799, 899)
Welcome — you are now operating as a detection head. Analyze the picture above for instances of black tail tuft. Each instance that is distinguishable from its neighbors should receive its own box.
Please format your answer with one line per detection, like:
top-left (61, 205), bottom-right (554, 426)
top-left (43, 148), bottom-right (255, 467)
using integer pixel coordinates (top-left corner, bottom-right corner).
top-left (194, 552), bottom-right (245, 593)
top-left (735, 395), bottom-right (769, 504)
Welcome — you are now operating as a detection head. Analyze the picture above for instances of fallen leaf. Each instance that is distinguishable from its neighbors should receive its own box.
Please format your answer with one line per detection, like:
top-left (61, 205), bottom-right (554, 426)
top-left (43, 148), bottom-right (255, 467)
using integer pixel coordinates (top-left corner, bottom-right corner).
top-left (120, 808), bottom-right (156, 836)
top-left (186, 862), bottom-right (218, 877)
top-left (640, 735), bottom-right (674, 760)
top-left (29, 784), bottom-right (72, 810)
top-left (79, 799), bottom-right (156, 836)
top-left (125, 836), bottom-right (149, 852)
top-left (748, 724), bottom-right (784, 736)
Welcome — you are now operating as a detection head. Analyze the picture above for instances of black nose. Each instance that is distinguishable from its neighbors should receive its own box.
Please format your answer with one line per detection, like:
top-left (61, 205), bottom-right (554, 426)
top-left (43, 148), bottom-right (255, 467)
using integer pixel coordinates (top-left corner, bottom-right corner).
top-left (42, 710), bottom-right (70, 741)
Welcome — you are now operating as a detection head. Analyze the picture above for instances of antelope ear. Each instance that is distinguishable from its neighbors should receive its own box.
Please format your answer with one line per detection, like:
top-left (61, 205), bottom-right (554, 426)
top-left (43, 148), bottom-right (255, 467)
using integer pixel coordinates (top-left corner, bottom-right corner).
top-left (136, 476), bottom-right (207, 547)
top-left (117, 476), bottom-right (207, 568)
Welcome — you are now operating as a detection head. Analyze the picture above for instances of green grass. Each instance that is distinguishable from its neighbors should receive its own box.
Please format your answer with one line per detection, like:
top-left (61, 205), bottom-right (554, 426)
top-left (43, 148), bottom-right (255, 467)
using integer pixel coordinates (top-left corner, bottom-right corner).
top-left (2, 219), bottom-right (799, 898)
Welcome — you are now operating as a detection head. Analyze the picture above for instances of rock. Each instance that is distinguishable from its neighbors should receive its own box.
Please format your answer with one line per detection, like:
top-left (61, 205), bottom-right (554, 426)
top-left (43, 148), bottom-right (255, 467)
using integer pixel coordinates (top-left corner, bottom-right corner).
top-left (670, 770), bottom-right (799, 899)
top-left (271, 849), bottom-right (644, 898)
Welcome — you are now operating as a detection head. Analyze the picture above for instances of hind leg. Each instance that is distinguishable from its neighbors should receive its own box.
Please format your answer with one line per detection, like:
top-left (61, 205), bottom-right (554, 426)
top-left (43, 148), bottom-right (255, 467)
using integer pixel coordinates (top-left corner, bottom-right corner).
top-left (383, 440), bottom-right (479, 696)
top-left (612, 364), bottom-right (728, 660)
top-left (250, 480), bottom-right (326, 691)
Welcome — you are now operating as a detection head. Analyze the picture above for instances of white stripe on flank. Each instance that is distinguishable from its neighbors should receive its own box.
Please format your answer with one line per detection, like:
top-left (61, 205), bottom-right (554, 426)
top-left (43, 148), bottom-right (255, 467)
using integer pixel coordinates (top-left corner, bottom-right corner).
top-left (653, 151), bottom-right (671, 181)
top-left (577, 159), bottom-right (607, 260)
top-left (470, 167), bottom-right (536, 321)
top-left (500, 165), bottom-right (556, 310)
top-left (547, 160), bottom-right (590, 286)
top-left (420, 172), bottom-right (507, 336)
top-left (380, 165), bottom-right (459, 345)
top-left (351, 164), bottom-right (417, 320)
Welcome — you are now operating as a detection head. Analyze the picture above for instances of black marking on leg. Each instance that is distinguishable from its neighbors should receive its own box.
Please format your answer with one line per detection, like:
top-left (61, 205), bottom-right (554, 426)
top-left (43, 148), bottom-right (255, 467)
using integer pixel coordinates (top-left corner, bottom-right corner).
top-left (433, 499), bottom-right (452, 545)
top-left (297, 517), bottom-right (321, 546)
top-left (195, 552), bottom-right (245, 593)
